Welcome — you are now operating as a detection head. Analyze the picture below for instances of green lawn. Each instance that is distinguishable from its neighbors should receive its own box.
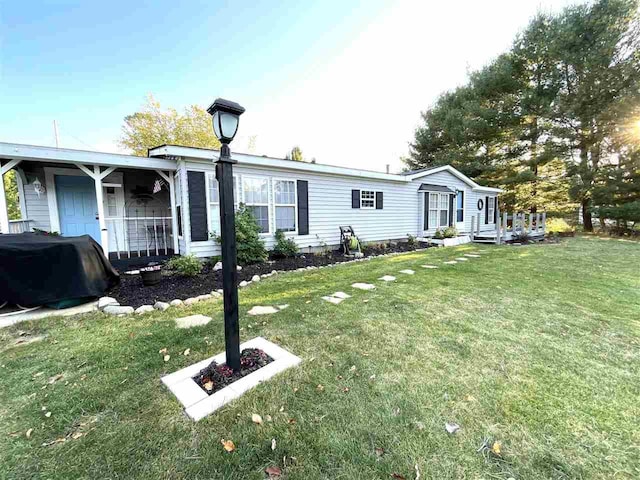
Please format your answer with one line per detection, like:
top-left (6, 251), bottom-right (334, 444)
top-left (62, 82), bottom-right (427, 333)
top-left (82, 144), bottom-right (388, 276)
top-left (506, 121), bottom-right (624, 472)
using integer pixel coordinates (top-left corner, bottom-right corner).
top-left (1, 236), bottom-right (639, 479)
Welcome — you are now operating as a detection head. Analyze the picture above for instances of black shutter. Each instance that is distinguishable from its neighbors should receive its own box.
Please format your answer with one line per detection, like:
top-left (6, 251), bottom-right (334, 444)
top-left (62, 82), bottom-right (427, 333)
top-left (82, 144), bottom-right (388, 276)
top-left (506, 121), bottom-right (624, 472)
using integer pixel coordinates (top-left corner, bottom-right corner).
top-left (376, 191), bottom-right (383, 209)
top-left (187, 171), bottom-right (208, 241)
top-left (424, 193), bottom-right (429, 230)
top-left (484, 196), bottom-right (489, 224)
top-left (494, 197), bottom-right (498, 223)
top-left (297, 180), bottom-right (309, 235)
top-left (352, 190), bottom-right (360, 208)
top-left (449, 195), bottom-right (454, 226)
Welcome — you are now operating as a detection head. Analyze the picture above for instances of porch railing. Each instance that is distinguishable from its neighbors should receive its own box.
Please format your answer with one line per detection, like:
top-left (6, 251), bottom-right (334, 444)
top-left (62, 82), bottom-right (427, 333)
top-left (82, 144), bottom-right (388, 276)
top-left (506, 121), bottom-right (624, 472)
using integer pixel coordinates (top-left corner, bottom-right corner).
top-left (8, 219), bottom-right (35, 233)
top-left (470, 211), bottom-right (546, 244)
top-left (105, 216), bottom-right (173, 259)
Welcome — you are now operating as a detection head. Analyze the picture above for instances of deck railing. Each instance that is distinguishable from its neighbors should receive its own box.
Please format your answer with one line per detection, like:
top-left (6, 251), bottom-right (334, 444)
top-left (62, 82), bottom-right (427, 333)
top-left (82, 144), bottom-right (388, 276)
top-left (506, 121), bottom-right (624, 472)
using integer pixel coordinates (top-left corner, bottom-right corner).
top-left (8, 219), bottom-right (34, 233)
top-left (470, 210), bottom-right (546, 244)
top-left (105, 216), bottom-right (173, 259)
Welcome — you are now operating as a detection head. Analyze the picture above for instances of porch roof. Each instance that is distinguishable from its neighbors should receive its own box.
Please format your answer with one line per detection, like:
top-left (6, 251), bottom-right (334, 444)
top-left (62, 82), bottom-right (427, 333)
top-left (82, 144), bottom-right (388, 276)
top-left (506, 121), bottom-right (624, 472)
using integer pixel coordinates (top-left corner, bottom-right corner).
top-left (418, 183), bottom-right (456, 194)
top-left (0, 142), bottom-right (176, 171)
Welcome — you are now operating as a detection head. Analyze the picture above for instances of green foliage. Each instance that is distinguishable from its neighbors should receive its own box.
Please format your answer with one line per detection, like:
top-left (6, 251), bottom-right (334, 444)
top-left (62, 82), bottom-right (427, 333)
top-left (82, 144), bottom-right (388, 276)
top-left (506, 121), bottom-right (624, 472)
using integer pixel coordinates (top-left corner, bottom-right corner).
top-left (545, 218), bottom-right (574, 233)
top-left (205, 256), bottom-right (222, 267)
top-left (285, 146), bottom-right (305, 162)
top-left (433, 229), bottom-right (444, 239)
top-left (272, 229), bottom-right (299, 258)
top-left (119, 95), bottom-right (221, 156)
top-left (166, 254), bottom-right (202, 277)
top-left (215, 205), bottom-right (267, 265)
top-left (442, 227), bottom-right (458, 238)
top-left (406, 233), bottom-right (417, 247)
top-left (32, 228), bottom-right (60, 236)
top-left (406, 0), bottom-right (640, 229)
top-left (4, 170), bottom-right (21, 220)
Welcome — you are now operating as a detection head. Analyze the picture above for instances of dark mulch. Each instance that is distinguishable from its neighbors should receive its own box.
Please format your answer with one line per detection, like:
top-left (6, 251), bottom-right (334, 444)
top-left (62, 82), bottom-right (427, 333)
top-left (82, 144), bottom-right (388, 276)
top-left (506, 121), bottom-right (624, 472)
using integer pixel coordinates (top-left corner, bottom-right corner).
top-left (107, 241), bottom-right (429, 308)
top-left (193, 348), bottom-right (273, 395)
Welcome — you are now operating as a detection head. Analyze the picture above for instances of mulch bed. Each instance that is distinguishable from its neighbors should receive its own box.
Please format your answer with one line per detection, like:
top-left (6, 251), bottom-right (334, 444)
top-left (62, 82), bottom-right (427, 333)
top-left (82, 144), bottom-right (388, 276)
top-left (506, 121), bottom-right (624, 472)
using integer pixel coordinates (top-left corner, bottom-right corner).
top-left (107, 241), bottom-right (429, 308)
top-left (193, 348), bottom-right (273, 395)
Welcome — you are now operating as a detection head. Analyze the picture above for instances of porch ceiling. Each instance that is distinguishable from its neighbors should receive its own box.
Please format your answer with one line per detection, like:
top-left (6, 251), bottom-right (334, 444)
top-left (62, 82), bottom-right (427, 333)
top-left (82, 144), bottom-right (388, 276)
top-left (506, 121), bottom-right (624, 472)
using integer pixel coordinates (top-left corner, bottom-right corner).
top-left (0, 142), bottom-right (176, 171)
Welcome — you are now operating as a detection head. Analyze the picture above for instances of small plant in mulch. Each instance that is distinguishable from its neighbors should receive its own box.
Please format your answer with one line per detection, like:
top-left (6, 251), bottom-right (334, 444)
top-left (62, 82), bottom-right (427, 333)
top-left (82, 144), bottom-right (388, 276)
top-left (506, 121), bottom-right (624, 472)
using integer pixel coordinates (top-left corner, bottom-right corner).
top-left (193, 348), bottom-right (274, 395)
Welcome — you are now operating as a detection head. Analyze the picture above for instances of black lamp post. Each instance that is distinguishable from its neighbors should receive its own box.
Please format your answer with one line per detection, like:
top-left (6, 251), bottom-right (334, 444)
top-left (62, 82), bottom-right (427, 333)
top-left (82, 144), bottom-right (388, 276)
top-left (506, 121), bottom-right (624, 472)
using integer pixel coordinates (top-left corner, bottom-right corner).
top-left (207, 98), bottom-right (245, 371)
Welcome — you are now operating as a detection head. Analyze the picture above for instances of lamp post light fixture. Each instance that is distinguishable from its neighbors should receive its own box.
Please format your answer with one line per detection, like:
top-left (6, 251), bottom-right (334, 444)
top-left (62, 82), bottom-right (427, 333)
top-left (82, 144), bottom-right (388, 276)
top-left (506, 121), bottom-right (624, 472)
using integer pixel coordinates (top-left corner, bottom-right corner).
top-left (207, 98), bottom-right (245, 371)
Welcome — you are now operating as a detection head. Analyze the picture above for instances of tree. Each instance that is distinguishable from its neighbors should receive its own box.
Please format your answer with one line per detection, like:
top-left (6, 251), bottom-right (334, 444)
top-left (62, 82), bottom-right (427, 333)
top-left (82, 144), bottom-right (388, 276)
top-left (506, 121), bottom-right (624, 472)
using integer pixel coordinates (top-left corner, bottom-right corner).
top-left (119, 95), bottom-right (221, 156)
top-left (285, 146), bottom-right (305, 162)
top-left (4, 170), bottom-right (21, 220)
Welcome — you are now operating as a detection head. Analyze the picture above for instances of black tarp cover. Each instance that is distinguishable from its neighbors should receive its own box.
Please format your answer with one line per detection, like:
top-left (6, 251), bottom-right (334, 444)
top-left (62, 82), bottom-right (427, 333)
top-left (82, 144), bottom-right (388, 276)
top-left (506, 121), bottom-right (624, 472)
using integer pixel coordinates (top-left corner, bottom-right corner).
top-left (0, 233), bottom-right (119, 307)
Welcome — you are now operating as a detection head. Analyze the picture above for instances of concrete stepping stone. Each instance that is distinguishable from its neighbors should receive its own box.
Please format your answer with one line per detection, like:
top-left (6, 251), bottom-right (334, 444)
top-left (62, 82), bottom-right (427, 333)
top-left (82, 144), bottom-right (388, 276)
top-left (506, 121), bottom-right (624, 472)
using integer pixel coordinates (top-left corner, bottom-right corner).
top-left (333, 292), bottom-right (351, 299)
top-left (464, 254), bottom-right (480, 258)
top-left (454, 258), bottom-right (469, 261)
top-left (378, 275), bottom-right (396, 282)
top-left (247, 306), bottom-right (279, 316)
top-left (421, 265), bottom-right (439, 269)
top-left (351, 283), bottom-right (376, 290)
top-left (399, 269), bottom-right (415, 275)
top-left (322, 296), bottom-right (345, 305)
top-left (175, 314), bottom-right (212, 329)
top-left (443, 261), bottom-right (458, 265)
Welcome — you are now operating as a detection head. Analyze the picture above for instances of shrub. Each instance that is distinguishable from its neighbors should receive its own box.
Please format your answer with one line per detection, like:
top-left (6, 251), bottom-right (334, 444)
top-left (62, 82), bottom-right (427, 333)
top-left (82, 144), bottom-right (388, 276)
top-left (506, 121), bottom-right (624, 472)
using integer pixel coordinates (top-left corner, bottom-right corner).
top-left (434, 229), bottom-right (444, 239)
top-left (215, 205), bottom-right (267, 265)
top-left (272, 229), bottom-right (299, 258)
top-left (406, 233), bottom-right (417, 247)
top-left (206, 256), bottom-right (221, 268)
top-left (166, 254), bottom-right (202, 277)
top-left (545, 217), bottom-right (573, 234)
top-left (513, 230), bottom-right (530, 242)
top-left (442, 227), bottom-right (458, 238)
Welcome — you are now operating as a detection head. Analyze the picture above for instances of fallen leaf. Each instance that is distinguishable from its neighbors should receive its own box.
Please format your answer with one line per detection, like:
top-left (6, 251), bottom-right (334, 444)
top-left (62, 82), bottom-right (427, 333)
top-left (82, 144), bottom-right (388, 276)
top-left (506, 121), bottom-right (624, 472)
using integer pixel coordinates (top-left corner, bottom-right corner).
top-left (464, 394), bottom-right (476, 402)
top-left (265, 465), bottom-right (282, 477)
top-left (71, 432), bottom-right (83, 440)
top-left (391, 474), bottom-right (406, 479)
top-left (287, 418), bottom-right (296, 424)
top-left (33, 372), bottom-right (44, 378)
top-left (369, 374), bottom-right (376, 380)
top-left (42, 437), bottom-right (66, 447)
top-left (251, 413), bottom-right (263, 425)
top-left (45, 412), bottom-right (52, 418)
top-left (183, 348), bottom-right (190, 356)
top-left (336, 375), bottom-right (343, 380)
top-left (349, 365), bottom-right (356, 372)
top-left (8, 431), bottom-right (20, 437)
top-left (80, 374), bottom-right (87, 381)
top-left (414, 421), bottom-right (425, 430)
top-left (203, 381), bottom-right (214, 391)
top-left (128, 332), bottom-right (135, 339)
top-left (48, 374), bottom-right (63, 384)
top-left (26, 428), bottom-right (33, 439)
top-left (163, 355), bottom-right (170, 362)
top-left (279, 406), bottom-right (285, 413)
top-left (159, 348), bottom-right (167, 354)
top-left (343, 387), bottom-right (350, 393)
top-left (266, 415), bottom-right (272, 422)
top-left (271, 438), bottom-right (277, 450)
top-left (316, 384), bottom-right (324, 391)
top-left (445, 422), bottom-right (460, 434)
top-left (221, 439), bottom-right (235, 452)
top-left (293, 387), bottom-right (299, 393)
top-left (491, 441), bottom-right (502, 455)
top-left (375, 447), bottom-right (384, 457)
top-left (415, 464), bottom-right (421, 479)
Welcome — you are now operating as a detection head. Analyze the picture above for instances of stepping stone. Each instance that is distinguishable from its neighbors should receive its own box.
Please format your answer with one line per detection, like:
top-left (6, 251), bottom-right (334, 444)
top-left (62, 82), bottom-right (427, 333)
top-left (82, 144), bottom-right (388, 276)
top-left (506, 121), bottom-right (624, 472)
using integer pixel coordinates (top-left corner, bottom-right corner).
top-left (333, 292), bottom-right (351, 299)
top-left (399, 269), bottom-right (415, 275)
top-left (247, 306), bottom-right (279, 316)
top-left (443, 261), bottom-right (458, 265)
top-left (278, 304), bottom-right (289, 310)
top-left (351, 283), bottom-right (376, 290)
top-left (175, 314), bottom-right (212, 329)
top-left (421, 265), bottom-right (439, 269)
top-left (378, 275), bottom-right (396, 282)
top-left (454, 258), bottom-right (469, 261)
top-left (322, 296), bottom-right (345, 305)
top-left (464, 254), bottom-right (480, 258)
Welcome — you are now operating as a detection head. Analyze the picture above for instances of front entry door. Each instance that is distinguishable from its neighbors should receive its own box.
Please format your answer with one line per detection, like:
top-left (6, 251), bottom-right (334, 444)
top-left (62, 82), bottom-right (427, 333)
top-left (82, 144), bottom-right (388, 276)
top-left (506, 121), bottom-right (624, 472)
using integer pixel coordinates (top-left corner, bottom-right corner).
top-left (455, 191), bottom-right (465, 232)
top-left (55, 175), bottom-right (101, 244)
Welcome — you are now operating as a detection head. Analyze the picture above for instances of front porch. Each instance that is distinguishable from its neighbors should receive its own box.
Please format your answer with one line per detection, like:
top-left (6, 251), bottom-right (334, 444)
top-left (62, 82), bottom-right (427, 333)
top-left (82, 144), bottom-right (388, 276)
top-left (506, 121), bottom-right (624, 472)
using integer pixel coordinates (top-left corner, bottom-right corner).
top-left (470, 211), bottom-right (547, 244)
top-left (0, 143), bottom-right (178, 263)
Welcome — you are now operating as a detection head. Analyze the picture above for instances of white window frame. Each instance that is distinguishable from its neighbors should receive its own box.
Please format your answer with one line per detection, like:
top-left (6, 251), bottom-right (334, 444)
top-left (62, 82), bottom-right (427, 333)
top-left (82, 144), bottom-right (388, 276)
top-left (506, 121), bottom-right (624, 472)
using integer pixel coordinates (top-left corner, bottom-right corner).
top-left (426, 191), bottom-right (451, 230)
top-left (242, 175), bottom-right (271, 234)
top-left (455, 190), bottom-right (464, 224)
top-left (360, 190), bottom-right (376, 209)
top-left (488, 197), bottom-right (495, 224)
top-left (272, 178), bottom-right (297, 234)
top-left (174, 171), bottom-right (183, 239)
top-left (206, 173), bottom-right (239, 240)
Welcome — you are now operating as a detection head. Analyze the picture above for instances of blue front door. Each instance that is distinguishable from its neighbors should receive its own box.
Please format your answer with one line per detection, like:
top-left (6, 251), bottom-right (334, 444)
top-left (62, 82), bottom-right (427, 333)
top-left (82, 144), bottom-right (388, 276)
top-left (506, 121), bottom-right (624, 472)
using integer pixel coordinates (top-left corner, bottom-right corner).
top-left (55, 175), bottom-right (101, 244)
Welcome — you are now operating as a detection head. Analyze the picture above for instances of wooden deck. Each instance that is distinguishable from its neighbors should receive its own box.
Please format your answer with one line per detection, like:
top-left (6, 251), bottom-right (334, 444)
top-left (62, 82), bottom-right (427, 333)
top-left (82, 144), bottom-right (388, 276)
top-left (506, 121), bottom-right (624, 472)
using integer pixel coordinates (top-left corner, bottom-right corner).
top-left (470, 211), bottom-right (547, 244)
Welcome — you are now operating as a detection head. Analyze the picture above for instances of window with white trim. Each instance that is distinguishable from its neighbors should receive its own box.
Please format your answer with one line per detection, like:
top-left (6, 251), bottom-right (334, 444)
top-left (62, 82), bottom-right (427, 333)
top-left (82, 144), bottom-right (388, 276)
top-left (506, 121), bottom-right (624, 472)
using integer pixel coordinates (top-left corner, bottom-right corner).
top-left (105, 187), bottom-right (118, 217)
top-left (488, 197), bottom-right (495, 223)
top-left (243, 177), bottom-right (270, 233)
top-left (360, 190), bottom-right (375, 208)
top-left (428, 192), bottom-right (450, 229)
top-left (456, 191), bottom-right (464, 223)
top-left (207, 173), bottom-right (239, 236)
top-left (274, 179), bottom-right (296, 232)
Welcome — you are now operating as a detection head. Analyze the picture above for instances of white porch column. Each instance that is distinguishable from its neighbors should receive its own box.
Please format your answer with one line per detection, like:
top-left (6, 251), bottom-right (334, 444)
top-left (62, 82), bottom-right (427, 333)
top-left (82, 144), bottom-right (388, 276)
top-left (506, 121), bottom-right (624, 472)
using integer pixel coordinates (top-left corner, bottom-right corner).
top-left (0, 159), bottom-right (23, 234)
top-left (92, 165), bottom-right (109, 254)
top-left (156, 170), bottom-right (179, 255)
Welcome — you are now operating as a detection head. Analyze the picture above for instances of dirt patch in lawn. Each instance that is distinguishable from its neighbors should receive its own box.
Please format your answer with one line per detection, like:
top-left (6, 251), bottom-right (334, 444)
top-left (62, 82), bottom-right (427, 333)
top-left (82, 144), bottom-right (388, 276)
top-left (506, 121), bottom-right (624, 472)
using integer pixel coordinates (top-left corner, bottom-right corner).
top-left (107, 242), bottom-right (429, 308)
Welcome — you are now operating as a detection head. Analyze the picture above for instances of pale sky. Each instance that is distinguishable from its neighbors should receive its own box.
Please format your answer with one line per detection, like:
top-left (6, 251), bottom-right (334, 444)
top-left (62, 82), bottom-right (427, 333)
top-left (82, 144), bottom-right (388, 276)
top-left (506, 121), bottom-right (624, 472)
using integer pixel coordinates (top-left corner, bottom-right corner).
top-left (1, 0), bottom-right (577, 172)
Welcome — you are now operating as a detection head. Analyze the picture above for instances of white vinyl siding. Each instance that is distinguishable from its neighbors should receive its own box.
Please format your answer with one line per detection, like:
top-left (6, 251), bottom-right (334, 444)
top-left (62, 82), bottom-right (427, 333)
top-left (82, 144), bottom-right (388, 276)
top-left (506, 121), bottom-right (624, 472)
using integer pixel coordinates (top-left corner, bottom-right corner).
top-left (273, 179), bottom-right (296, 232)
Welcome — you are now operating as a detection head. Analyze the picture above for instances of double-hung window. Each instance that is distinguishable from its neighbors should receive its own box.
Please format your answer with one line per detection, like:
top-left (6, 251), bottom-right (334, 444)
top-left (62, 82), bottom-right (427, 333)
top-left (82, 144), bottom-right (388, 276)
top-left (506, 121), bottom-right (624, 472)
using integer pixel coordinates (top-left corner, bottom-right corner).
top-left (456, 191), bottom-right (464, 223)
top-left (428, 192), bottom-right (450, 229)
top-left (274, 179), bottom-right (296, 232)
top-left (208, 173), bottom-right (239, 237)
top-left (243, 177), bottom-right (270, 233)
top-left (487, 197), bottom-right (495, 223)
top-left (360, 190), bottom-right (375, 208)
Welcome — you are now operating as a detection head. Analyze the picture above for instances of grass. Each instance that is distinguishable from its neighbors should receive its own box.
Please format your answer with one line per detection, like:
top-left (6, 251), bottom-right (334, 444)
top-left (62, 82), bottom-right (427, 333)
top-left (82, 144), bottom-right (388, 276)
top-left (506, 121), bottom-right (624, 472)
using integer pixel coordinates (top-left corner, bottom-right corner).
top-left (1, 236), bottom-right (639, 479)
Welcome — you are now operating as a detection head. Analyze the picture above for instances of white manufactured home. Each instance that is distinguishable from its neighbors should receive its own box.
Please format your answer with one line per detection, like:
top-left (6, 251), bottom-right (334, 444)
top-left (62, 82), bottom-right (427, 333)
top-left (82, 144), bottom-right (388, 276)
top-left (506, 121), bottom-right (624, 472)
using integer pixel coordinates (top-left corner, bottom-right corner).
top-left (0, 142), bottom-right (503, 263)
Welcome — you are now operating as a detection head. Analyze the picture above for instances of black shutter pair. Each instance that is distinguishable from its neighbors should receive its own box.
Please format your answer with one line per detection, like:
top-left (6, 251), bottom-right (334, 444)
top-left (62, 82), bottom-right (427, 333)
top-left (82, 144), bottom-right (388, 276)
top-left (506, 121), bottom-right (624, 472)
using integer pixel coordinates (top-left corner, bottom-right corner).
top-left (352, 189), bottom-right (383, 209)
top-left (188, 172), bottom-right (311, 240)
top-left (424, 193), bottom-right (429, 229)
top-left (483, 196), bottom-right (498, 224)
